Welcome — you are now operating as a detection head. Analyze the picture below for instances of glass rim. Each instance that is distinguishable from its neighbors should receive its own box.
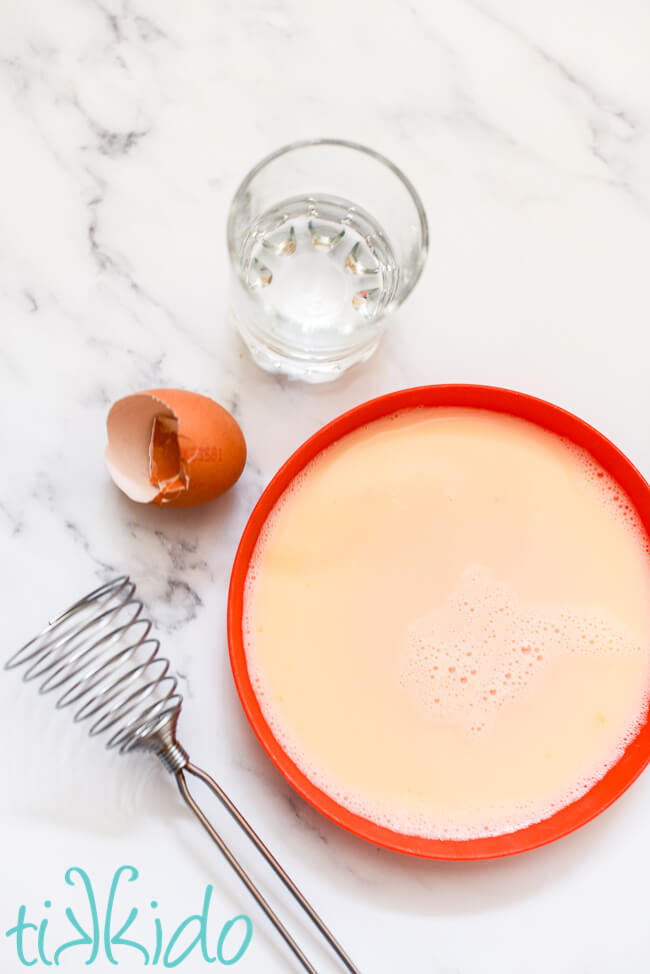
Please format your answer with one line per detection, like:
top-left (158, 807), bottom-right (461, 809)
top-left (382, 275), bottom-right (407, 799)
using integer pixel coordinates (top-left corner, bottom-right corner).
top-left (226, 137), bottom-right (429, 304)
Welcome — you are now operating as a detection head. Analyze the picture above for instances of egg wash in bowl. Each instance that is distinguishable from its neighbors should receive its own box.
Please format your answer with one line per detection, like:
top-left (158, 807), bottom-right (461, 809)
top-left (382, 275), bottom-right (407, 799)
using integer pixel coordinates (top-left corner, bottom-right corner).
top-left (242, 408), bottom-right (650, 840)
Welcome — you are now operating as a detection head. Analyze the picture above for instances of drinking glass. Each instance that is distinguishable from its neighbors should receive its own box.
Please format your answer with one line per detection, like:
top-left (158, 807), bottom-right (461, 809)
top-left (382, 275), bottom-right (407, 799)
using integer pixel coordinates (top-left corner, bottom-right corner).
top-left (227, 139), bottom-right (428, 383)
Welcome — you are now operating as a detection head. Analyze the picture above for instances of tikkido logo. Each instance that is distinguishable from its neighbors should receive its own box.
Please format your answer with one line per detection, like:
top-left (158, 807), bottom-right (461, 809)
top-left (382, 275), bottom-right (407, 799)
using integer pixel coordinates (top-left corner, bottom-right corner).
top-left (5, 866), bottom-right (253, 967)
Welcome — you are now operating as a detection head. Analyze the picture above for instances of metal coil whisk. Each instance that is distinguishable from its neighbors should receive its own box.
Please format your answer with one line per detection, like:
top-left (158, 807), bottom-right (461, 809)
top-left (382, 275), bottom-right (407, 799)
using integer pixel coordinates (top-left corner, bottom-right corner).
top-left (6, 576), bottom-right (360, 974)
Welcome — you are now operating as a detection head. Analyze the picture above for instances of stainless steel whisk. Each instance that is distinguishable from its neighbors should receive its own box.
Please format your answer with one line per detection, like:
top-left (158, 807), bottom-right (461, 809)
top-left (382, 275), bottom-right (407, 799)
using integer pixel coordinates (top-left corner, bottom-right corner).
top-left (5, 576), bottom-right (360, 974)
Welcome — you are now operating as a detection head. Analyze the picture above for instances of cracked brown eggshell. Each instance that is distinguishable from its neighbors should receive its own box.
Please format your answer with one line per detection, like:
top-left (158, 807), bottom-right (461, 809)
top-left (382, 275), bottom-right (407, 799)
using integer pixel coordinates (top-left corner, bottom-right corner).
top-left (105, 388), bottom-right (246, 508)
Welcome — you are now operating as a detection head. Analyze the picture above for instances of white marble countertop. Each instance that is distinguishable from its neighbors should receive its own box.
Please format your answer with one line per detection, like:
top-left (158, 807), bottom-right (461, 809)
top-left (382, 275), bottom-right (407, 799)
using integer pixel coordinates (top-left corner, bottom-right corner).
top-left (2, 0), bottom-right (650, 971)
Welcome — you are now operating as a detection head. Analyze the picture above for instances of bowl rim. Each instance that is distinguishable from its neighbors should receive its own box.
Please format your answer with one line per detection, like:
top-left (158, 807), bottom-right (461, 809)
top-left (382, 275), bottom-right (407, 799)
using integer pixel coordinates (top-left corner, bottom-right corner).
top-left (227, 384), bottom-right (650, 860)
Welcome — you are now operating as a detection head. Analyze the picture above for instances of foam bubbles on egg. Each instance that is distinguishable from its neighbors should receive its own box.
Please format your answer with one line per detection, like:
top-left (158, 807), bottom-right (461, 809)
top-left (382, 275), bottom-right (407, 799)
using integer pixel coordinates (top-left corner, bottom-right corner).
top-left (400, 567), bottom-right (644, 736)
top-left (560, 438), bottom-right (650, 555)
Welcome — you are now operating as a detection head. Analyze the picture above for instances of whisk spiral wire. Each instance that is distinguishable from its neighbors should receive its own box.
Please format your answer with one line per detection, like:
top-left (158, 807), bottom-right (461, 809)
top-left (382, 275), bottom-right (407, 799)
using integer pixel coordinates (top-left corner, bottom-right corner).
top-left (6, 576), bottom-right (183, 753)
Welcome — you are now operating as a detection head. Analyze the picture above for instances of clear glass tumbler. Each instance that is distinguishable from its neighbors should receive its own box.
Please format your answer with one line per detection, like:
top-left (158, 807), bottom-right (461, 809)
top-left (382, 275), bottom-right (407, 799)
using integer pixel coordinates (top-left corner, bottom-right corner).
top-left (227, 139), bottom-right (428, 383)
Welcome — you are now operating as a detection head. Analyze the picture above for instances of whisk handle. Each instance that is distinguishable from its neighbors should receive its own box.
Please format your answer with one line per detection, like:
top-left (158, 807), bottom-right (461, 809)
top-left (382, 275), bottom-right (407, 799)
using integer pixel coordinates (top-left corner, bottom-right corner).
top-left (176, 770), bottom-right (317, 974)
top-left (177, 764), bottom-right (361, 974)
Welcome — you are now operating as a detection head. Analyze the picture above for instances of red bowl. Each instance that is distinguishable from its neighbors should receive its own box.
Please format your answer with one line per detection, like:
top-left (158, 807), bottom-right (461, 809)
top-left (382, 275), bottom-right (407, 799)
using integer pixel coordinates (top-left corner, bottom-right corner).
top-left (227, 385), bottom-right (650, 859)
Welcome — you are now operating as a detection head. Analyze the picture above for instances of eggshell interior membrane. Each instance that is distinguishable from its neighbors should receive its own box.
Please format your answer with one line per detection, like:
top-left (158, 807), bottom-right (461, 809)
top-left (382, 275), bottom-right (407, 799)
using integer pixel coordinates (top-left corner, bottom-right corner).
top-left (149, 415), bottom-right (187, 499)
top-left (105, 388), bottom-right (247, 508)
top-left (105, 393), bottom-right (175, 503)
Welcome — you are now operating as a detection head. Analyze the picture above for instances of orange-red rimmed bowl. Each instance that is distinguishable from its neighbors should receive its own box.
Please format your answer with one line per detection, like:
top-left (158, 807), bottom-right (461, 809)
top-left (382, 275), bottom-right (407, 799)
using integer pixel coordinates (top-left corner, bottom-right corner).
top-left (227, 385), bottom-right (650, 860)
